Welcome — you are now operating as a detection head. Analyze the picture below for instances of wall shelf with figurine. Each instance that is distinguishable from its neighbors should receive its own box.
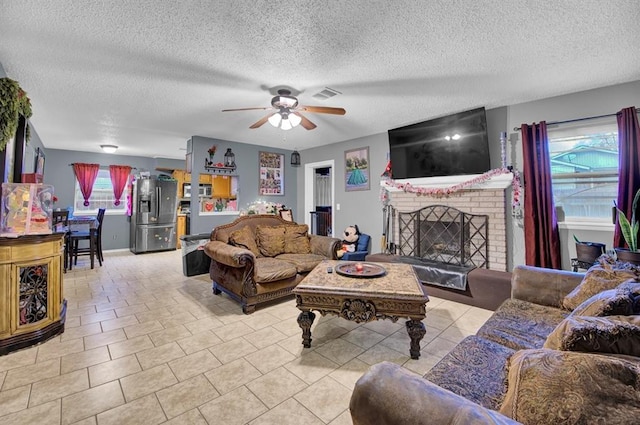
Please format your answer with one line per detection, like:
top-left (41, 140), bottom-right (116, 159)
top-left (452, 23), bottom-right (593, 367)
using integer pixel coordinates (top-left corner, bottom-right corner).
top-left (204, 161), bottom-right (237, 174)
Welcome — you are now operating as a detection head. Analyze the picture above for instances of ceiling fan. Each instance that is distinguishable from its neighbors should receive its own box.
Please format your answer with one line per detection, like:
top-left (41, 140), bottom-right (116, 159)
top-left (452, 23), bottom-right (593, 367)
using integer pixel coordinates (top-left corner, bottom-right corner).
top-left (222, 89), bottom-right (346, 130)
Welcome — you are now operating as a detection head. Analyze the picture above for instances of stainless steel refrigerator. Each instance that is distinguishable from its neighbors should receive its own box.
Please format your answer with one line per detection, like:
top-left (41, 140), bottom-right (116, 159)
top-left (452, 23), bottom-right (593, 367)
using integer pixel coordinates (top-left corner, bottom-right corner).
top-left (129, 177), bottom-right (179, 254)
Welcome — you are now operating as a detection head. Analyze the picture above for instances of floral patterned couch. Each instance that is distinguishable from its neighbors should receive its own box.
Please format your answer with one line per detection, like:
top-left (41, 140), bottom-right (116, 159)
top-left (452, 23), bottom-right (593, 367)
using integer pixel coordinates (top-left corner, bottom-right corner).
top-left (203, 214), bottom-right (341, 314)
top-left (350, 260), bottom-right (640, 425)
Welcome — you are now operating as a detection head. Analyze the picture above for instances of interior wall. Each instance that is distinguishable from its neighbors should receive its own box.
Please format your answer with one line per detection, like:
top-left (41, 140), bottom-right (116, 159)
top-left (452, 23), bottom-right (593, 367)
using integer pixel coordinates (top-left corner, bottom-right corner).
top-left (508, 80), bottom-right (640, 269)
top-left (45, 149), bottom-right (183, 250)
top-left (188, 136), bottom-right (296, 236)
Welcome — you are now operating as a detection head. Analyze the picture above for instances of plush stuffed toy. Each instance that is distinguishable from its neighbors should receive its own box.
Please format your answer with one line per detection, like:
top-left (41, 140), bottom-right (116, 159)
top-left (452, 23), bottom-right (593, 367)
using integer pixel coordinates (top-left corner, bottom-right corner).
top-left (337, 225), bottom-right (361, 258)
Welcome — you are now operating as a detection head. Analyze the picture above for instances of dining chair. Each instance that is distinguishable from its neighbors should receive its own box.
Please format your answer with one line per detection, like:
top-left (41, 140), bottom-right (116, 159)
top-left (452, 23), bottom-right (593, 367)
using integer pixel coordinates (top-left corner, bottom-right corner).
top-left (52, 209), bottom-right (70, 272)
top-left (69, 208), bottom-right (105, 269)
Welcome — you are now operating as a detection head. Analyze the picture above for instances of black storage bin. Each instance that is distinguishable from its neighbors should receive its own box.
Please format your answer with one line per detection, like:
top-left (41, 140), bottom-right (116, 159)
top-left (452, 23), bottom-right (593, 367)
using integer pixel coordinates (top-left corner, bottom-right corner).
top-left (180, 233), bottom-right (212, 276)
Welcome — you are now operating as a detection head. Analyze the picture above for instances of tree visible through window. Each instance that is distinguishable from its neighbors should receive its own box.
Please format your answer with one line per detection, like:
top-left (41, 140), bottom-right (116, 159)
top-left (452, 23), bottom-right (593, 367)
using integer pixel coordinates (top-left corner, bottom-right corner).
top-left (73, 169), bottom-right (128, 215)
top-left (548, 117), bottom-right (618, 221)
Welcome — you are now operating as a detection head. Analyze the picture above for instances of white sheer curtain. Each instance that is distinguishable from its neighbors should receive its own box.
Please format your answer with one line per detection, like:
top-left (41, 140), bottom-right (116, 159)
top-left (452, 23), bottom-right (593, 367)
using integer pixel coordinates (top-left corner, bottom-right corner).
top-left (315, 174), bottom-right (332, 206)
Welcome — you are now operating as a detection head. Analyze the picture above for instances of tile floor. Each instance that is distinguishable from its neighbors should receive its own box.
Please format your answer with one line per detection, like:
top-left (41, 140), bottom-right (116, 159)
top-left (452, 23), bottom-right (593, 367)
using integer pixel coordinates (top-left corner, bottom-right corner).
top-left (0, 250), bottom-right (494, 425)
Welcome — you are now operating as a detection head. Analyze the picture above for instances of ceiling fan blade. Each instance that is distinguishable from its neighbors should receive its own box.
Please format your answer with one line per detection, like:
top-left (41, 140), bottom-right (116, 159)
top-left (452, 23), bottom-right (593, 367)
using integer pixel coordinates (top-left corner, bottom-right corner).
top-left (222, 107), bottom-right (272, 112)
top-left (293, 112), bottom-right (317, 130)
top-left (298, 105), bottom-right (346, 115)
top-left (249, 113), bottom-right (275, 129)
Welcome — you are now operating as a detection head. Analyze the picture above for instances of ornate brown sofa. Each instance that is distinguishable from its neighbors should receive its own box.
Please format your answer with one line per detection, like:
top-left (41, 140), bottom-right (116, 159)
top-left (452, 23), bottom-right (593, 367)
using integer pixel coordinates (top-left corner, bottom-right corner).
top-left (351, 261), bottom-right (640, 424)
top-left (203, 214), bottom-right (341, 314)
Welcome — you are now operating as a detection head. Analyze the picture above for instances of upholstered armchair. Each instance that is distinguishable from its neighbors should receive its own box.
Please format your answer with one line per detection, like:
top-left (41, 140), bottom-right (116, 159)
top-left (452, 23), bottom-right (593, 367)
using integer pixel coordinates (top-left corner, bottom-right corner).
top-left (342, 233), bottom-right (371, 261)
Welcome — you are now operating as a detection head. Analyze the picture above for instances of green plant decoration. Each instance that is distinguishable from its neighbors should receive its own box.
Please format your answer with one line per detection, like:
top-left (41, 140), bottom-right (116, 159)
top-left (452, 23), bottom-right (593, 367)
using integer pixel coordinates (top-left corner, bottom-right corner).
top-left (616, 188), bottom-right (640, 252)
top-left (0, 77), bottom-right (32, 152)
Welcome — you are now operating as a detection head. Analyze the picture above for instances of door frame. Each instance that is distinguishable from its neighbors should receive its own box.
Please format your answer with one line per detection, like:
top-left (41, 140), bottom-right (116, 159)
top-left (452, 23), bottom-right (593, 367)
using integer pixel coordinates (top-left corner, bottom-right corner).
top-left (304, 159), bottom-right (335, 237)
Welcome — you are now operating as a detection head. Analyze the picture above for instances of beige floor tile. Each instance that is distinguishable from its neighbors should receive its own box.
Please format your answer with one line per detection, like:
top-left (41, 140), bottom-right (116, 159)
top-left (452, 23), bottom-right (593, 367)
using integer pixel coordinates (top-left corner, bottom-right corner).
top-left (107, 335), bottom-right (154, 359)
top-left (0, 385), bottom-right (30, 416)
top-left (379, 328), bottom-right (417, 355)
top-left (271, 316), bottom-right (304, 337)
top-left (0, 370), bottom-right (5, 390)
top-left (81, 310), bottom-right (117, 325)
top-left (158, 311), bottom-right (198, 328)
top-left (100, 315), bottom-right (140, 332)
top-left (36, 337), bottom-right (85, 362)
top-left (356, 343), bottom-right (410, 366)
top-left (135, 308), bottom-right (173, 324)
top-left (245, 345), bottom-right (297, 374)
top-left (66, 316), bottom-right (82, 328)
top-left (421, 336), bottom-right (459, 359)
top-left (183, 317), bottom-right (224, 334)
top-left (329, 409), bottom-right (353, 425)
top-left (328, 358), bottom-right (372, 390)
top-left (96, 393), bottom-right (166, 425)
top-left (277, 334), bottom-right (311, 356)
top-left (0, 347), bottom-right (37, 373)
top-left (208, 337), bottom-right (258, 364)
top-left (361, 319), bottom-right (404, 336)
top-left (431, 300), bottom-right (472, 320)
top-left (136, 342), bottom-right (185, 370)
top-left (122, 320), bottom-right (164, 339)
top-left (199, 385), bottom-right (268, 425)
top-left (242, 311), bottom-right (282, 330)
top-left (61, 346), bottom-right (111, 374)
top-left (61, 381), bottom-right (124, 425)
top-left (84, 329), bottom-right (127, 350)
top-left (148, 324), bottom-right (192, 346)
top-left (3, 358), bottom-right (60, 390)
top-left (0, 399), bottom-right (61, 425)
top-left (243, 326), bottom-right (288, 349)
top-left (213, 320), bottom-right (256, 342)
top-left (284, 351), bottom-right (340, 384)
top-left (94, 299), bottom-right (129, 313)
top-left (163, 408), bottom-right (208, 425)
top-left (424, 310), bottom-right (457, 330)
top-left (403, 352), bottom-right (443, 376)
top-left (60, 323), bottom-right (103, 342)
top-left (249, 398), bottom-right (324, 425)
top-left (340, 327), bottom-right (386, 349)
top-left (438, 325), bottom-right (476, 344)
top-left (114, 303), bottom-right (150, 318)
top-left (30, 369), bottom-right (89, 407)
top-left (176, 330), bottom-right (223, 354)
top-left (168, 349), bottom-right (222, 381)
top-left (247, 367), bottom-right (308, 408)
top-left (156, 374), bottom-right (219, 418)
top-left (88, 355), bottom-right (141, 387)
top-left (204, 358), bottom-right (262, 394)
top-left (120, 364), bottom-right (178, 402)
top-left (67, 305), bottom-right (99, 318)
top-left (294, 376), bottom-right (352, 423)
top-left (313, 339), bottom-right (365, 365)
top-left (70, 415), bottom-right (97, 424)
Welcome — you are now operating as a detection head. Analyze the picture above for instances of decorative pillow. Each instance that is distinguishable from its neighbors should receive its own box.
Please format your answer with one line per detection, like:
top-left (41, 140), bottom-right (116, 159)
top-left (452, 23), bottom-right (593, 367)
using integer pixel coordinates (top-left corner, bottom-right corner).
top-left (563, 258), bottom-right (640, 310)
top-left (570, 279), bottom-right (640, 317)
top-left (256, 225), bottom-right (286, 257)
top-left (283, 224), bottom-right (311, 254)
top-left (499, 348), bottom-right (640, 424)
top-left (544, 315), bottom-right (640, 356)
top-left (228, 226), bottom-right (261, 257)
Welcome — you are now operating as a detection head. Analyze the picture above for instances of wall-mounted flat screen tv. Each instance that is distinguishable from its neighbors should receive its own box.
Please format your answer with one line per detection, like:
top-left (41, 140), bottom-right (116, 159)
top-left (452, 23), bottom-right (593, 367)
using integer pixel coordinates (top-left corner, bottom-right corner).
top-left (388, 107), bottom-right (491, 179)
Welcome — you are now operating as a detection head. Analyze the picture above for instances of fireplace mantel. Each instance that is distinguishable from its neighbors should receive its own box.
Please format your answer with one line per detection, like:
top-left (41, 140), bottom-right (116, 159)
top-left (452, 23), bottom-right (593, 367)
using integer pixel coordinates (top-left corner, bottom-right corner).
top-left (381, 173), bottom-right (513, 192)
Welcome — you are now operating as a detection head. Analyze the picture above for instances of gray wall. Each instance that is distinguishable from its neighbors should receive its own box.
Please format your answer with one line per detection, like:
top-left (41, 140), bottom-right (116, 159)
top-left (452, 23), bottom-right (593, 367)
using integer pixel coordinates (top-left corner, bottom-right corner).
top-left (187, 136), bottom-right (296, 235)
top-left (44, 149), bottom-right (183, 250)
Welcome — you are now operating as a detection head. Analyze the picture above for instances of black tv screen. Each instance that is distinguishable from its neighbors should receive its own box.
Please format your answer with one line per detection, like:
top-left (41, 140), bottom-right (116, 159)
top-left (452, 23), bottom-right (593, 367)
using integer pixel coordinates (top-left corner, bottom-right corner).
top-left (388, 107), bottom-right (491, 179)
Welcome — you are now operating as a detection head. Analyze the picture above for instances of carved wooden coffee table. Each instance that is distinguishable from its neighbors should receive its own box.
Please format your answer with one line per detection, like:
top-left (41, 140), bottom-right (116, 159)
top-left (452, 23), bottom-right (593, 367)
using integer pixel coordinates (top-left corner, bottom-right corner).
top-left (293, 260), bottom-right (429, 359)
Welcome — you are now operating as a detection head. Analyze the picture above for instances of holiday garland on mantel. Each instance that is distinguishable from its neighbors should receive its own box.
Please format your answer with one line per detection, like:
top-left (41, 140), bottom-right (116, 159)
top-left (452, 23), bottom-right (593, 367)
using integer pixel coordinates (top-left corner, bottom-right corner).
top-left (0, 77), bottom-right (32, 151)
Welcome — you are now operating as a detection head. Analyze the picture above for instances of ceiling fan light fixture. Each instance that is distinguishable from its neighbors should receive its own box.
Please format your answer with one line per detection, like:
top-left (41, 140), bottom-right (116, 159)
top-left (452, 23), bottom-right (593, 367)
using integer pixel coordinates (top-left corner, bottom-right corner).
top-left (288, 113), bottom-right (302, 127)
top-left (100, 144), bottom-right (118, 153)
top-left (280, 119), bottom-right (293, 131)
top-left (268, 113), bottom-right (282, 127)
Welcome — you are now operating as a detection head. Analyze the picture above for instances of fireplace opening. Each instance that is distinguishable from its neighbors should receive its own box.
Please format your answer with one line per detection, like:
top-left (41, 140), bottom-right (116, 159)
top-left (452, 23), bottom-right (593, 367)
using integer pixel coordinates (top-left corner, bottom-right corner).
top-left (398, 205), bottom-right (488, 269)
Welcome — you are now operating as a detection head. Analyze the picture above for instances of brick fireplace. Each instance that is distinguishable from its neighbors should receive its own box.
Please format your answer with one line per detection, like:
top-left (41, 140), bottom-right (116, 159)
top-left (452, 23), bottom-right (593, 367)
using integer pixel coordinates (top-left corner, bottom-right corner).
top-left (382, 174), bottom-right (511, 271)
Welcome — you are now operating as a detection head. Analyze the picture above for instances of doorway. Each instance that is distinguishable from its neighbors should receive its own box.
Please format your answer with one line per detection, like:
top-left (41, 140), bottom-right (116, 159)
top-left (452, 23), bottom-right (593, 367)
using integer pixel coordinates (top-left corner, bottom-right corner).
top-left (304, 160), bottom-right (335, 237)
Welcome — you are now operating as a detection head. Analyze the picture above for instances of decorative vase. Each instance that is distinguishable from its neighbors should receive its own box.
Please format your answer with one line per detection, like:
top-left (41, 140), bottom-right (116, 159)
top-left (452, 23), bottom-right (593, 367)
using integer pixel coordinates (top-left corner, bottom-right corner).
top-left (615, 248), bottom-right (640, 265)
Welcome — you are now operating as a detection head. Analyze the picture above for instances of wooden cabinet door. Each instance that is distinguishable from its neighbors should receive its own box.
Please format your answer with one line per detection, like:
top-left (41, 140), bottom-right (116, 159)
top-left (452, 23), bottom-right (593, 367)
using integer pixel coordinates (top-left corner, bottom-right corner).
top-left (176, 216), bottom-right (186, 249)
top-left (198, 174), bottom-right (210, 184)
top-left (212, 176), bottom-right (231, 198)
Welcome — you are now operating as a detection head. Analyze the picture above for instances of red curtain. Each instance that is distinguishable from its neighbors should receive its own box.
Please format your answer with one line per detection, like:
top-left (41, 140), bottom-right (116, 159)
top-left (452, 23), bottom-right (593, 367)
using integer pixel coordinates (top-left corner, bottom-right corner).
top-left (109, 165), bottom-right (132, 206)
top-left (614, 106), bottom-right (640, 248)
top-left (72, 163), bottom-right (100, 206)
top-left (521, 122), bottom-right (562, 269)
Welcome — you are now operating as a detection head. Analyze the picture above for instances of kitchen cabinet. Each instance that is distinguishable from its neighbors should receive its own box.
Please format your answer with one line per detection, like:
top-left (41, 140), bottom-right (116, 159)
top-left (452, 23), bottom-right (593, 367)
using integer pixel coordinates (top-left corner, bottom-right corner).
top-left (0, 234), bottom-right (66, 355)
top-left (172, 170), bottom-right (186, 198)
top-left (199, 174), bottom-right (210, 184)
top-left (176, 215), bottom-right (187, 249)
top-left (212, 175), bottom-right (232, 198)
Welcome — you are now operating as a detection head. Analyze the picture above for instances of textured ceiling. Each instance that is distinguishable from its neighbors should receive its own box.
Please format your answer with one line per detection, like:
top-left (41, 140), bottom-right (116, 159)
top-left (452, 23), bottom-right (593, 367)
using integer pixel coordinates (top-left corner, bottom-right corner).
top-left (1, 1), bottom-right (639, 159)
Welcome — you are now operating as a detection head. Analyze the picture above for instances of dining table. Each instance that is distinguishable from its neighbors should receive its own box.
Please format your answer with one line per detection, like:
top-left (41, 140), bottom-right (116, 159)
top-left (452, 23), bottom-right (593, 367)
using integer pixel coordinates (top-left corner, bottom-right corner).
top-left (66, 215), bottom-right (101, 270)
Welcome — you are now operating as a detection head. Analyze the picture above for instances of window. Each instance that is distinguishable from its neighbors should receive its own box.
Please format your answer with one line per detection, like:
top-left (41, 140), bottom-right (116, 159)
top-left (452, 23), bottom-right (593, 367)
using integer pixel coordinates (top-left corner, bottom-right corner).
top-left (73, 169), bottom-right (129, 215)
top-left (548, 117), bottom-right (618, 221)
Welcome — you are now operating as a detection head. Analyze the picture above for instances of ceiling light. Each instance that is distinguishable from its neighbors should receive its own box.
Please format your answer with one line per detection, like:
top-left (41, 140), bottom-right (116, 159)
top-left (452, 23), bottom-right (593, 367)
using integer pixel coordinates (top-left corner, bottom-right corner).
top-left (444, 135), bottom-right (451, 141)
top-left (289, 113), bottom-right (302, 127)
top-left (452, 134), bottom-right (461, 140)
top-left (100, 144), bottom-right (118, 153)
top-left (268, 113), bottom-right (282, 127)
top-left (280, 119), bottom-right (293, 131)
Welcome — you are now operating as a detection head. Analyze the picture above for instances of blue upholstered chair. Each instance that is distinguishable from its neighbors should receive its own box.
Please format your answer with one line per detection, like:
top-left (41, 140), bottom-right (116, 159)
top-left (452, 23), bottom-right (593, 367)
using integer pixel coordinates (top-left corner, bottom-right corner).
top-left (341, 233), bottom-right (371, 261)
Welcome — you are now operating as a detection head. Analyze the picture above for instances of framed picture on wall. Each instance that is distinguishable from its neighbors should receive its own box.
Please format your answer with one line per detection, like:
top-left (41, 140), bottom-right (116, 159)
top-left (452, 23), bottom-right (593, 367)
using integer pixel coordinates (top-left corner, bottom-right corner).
top-left (35, 147), bottom-right (45, 176)
top-left (259, 151), bottom-right (284, 196)
top-left (345, 146), bottom-right (370, 191)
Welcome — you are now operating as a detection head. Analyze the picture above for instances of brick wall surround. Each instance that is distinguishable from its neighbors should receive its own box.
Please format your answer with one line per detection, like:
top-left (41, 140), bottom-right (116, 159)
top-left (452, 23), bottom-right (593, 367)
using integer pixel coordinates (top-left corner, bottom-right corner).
top-left (389, 189), bottom-right (508, 271)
